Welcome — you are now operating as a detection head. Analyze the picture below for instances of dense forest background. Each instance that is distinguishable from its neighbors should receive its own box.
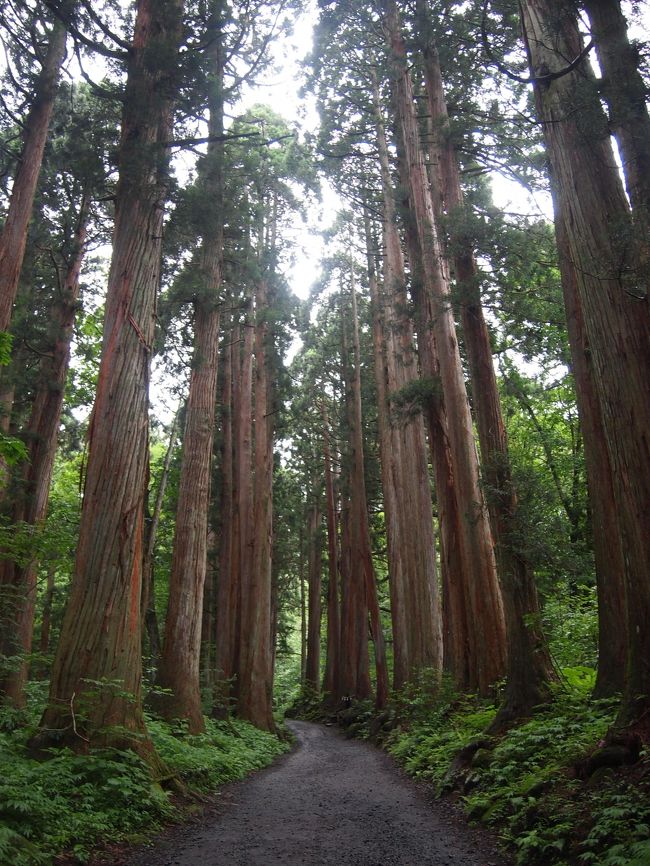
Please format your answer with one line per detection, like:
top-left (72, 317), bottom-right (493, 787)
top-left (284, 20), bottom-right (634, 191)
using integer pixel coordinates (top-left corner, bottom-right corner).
top-left (0, 1), bottom-right (649, 864)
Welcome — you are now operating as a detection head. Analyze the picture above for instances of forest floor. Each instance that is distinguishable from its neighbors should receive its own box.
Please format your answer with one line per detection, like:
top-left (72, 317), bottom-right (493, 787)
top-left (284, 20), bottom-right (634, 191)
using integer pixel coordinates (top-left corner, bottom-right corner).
top-left (105, 720), bottom-right (512, 866)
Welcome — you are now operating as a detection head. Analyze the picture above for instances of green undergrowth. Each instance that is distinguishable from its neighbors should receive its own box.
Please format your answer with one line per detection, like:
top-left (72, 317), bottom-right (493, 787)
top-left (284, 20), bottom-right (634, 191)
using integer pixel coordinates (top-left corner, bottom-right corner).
top-left (342, 670), bottom-right (650, 866)
top-left (0, 699), bottom-right (288, 866)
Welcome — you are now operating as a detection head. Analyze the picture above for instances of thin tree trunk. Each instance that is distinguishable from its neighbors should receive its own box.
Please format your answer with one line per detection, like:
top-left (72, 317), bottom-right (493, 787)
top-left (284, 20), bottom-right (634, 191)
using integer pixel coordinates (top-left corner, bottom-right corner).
top-left (0, 5), bottom-right (70, 333)
top-left (366, 210), bottom-right (408, 691)
top-left (31, 0), bottom-right (184, 762)
top-left (299, 527), bottom-right (307, 684)
top-left (0, 193), bottom-right (90, 706)
top-left (339, 287), bottom-right (371, 703)
top-left (142, 406), bottom-right (181, 674)
top-left (238, 278), bottom-right (275, 732)
top-left (555, 202), bottom-right (627, 697)
top-left (39, 565), bottom-right (56, 658)
top-left (520, 0), bottom-right (650, 734)
top-left (321, 406), bottom-right (340, 703)
top-left (305, 498), bottom-right (322, 693)
top-left (349, 273), bottom-right (389, 709)
top-left (234, 316), bottom-right (254, 706)
top-left (214, 316), bottom-right (235, 711)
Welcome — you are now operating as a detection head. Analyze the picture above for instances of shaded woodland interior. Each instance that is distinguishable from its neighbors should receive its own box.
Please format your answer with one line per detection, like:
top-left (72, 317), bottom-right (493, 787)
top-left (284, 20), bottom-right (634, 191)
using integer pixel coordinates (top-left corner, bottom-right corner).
top-left (0, 3), bottom-right (648, 861)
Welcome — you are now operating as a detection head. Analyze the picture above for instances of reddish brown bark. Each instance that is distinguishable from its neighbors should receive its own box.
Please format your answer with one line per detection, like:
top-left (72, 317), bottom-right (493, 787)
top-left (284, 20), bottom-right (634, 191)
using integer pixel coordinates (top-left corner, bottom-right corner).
top-left (0, 193), bottom-right (89, 706)
top-left (300, 539), bottom-right (307, 684)
top-left (384, 0), bottom-right (506, 693)
top-left (321, 408), bottom-right (340, 702)
top-left (233, 316), bottom-right (254, 707)
top-left (142, 407), bottom-right (180, 671)
top-left (200, 529), bottom-right (217, 690)
top-left (370, 76), bottom-right (443, 688)
top-left (584, 0), bottom-right (650, 222)
top-left (339, 287), bottom-right (372, 703)
top-left (31, 0), bottom-right (184, 761)
top-left (520, 0), bottom-right (650, 733)
top-left (397, 161), bottom-right (470, 687)
top-left (367, 216), bottom-right (408, 690)
top-left (156, 8), bottom-right (224, 733)
top-left (305, 499), bottom-right (322, 692)
top-left (214, 317), bottom-right (236, 709)
top-left (417, 6), bottom-right (555, 724)
top-left (156, 299), bottom-right (221, 731)
top-left (555, 214), bottom-right (627, 698)
top-left (0, 7), bottom-right (70, 333)
top-left (348, 276), bottom-right (389, 708)
top-left (238, 279), bottom-right (275, 732)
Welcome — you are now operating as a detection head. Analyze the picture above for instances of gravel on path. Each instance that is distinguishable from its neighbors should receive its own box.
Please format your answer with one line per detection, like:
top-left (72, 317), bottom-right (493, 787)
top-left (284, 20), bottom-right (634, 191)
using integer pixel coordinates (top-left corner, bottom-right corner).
top-left (121, 720), bottom-right (512, 866)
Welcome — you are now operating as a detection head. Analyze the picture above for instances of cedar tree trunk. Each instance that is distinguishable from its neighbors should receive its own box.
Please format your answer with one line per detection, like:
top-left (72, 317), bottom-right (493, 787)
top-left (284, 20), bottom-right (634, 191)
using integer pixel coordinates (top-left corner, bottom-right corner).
top-left (555, 212), bottom-right (627, 697)
top-left (305, 499), bottom-right (322, 693)
top-left (31, 0), bottom-right (184, 760)
top-left (0, 6), bottom-right (70, 333)
top-left (417, 5), bottom-right (554, 724)
top-left (371, 75), bottom-right (443, 687)
top-left (520, 0), bottom-right (650, 735)
top-left (321, 407), bottom-right (341, 703)
top-left (0, 194), bottom-right (89, 706)
top-left (238, 279), bottom-right (275, 731)
top-left (384, 0), bottom-right (506, 693)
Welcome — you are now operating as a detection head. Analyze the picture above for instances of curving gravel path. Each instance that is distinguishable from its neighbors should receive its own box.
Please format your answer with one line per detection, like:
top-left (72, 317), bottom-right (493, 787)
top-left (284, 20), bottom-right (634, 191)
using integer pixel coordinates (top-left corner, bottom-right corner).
top-left (122, 720), bottom-right (511, 866)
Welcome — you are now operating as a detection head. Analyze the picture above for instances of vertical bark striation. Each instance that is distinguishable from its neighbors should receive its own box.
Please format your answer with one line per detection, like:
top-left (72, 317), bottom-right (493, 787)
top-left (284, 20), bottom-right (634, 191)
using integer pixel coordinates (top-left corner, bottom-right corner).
top-left (321, 408), bottom-right (340, 702)
top-left (0, 6), bottom-right (70, 333)
top-left (349, 276), bottom-right (389, 708)
top-left (0, 195), bottom-right (89, 706)
top-left (520, 0), bottom-right (650, 732)
top-left (32, 0), bottom-right (184, 758)
top-left (383, 0), bottom-right (505, 694)
top-left (156, 6), bottom-right (224, 731)
top-left (367, 81), bottom-right (443, 687)
top-left (305, 499), bottom-right (322, 692)
top-left (417, 4), bottom-right (554, 724)
top-left (238, 280), bottom-right (275, 731)
top-left (555, 213), bottom-right (627, 697)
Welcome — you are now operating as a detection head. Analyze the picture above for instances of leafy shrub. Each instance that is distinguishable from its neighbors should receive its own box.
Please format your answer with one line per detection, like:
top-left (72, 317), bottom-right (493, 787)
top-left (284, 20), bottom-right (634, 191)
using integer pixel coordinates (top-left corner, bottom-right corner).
top-left (148, 715), bottom-right (289, 792)
top-left (387, 680), bottom-right (650, 866)
top-left (0, 712), bottom-right (288, 865)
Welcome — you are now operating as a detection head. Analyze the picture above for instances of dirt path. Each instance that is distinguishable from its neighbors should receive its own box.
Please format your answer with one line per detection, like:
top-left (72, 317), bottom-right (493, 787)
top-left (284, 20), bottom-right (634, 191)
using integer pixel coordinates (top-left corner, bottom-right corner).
top-left (122, 721), bottom-right (511, 866)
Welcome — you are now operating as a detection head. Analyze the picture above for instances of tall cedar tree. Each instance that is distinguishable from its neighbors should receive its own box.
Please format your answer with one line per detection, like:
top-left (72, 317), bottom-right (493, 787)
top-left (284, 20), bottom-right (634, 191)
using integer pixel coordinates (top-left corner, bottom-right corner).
top-left (31, 0), bottom-right (184, 758)
top-left (321, 405), bottom-right (340, 702)
top-left (554, 210), bottom-right (627, 697)
top-left (305, 492), bottom-right (322, 693)
top-left (0, 193), bottom-right (90, 706)
top-left (519, 0), bottom-right (650, 735)
top-left (155, 1), bottom-right (226, 734)
top-left (382, 0), bottom-right (506, 694)
top-left (341, 271), bottom-right (389, 709)
top-left (415, 0), bottom-right (555, 725)
top-left (237, 276), bottom-right (275, 731)
top-left (369, 72), bottom-right (443, 689)
top-left (0, 1), bottom-right (72, 334)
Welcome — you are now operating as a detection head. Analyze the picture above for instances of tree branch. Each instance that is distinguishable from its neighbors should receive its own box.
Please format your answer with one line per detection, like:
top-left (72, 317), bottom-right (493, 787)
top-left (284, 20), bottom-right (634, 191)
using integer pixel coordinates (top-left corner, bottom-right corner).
top-left (481, 0), bottom-right (593, 86)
